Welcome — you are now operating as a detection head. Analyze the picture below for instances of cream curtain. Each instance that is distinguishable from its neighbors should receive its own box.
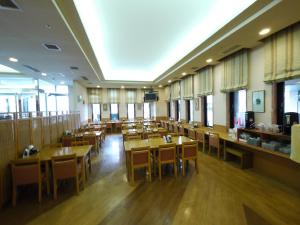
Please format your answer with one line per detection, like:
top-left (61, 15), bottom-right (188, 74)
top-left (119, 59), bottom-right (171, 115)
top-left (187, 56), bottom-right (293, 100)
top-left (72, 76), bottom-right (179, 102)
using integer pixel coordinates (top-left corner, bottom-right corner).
top-left (194, 66), bottom-right (213, 96)
top-left (136, 89), bottom-right (144, 103)
top-left (221, 49), bottom-right (249, 92)
top-left (87, 88), bottom-right (102, 104)
top-left (125, 89), bottom-right (137, 103)
top-left (108, 88), bottom-right (120, 103)
top-left (171, 81), bottom-right (180, 100)
top-left (182, 75), bottom-right (193, 99)
top-left (264, 23), bottom-right (300, 82)
top-left (164, 86), bottom-right (170, 101)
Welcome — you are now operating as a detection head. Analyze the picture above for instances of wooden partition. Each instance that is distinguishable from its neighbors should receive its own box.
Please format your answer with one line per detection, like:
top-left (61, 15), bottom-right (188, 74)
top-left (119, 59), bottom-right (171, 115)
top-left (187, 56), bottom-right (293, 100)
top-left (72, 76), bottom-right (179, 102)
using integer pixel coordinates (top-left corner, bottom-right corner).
top-left (0, 112), bottom-right (80, 207)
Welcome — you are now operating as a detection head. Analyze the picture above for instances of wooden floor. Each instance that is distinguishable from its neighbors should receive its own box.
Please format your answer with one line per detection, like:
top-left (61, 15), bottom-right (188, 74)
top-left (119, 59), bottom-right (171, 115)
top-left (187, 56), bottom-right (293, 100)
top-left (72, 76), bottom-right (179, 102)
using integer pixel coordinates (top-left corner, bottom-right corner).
top-left (1, 134), bottom-right (300, 225)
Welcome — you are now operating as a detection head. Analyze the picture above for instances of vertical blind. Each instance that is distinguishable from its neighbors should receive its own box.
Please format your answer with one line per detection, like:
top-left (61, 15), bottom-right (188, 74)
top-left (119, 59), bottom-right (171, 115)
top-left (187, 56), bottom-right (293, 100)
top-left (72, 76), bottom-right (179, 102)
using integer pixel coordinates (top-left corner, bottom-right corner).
top-left (194, 66), bottom-right (213, 96)
top-left (182, 75), bottom-right (193, 99)
top-left (87, 88), bottom-right (102, 104)
top-left (108, 88), bottom-right (120, 103)
top-left (264, 23), bottom-right (300, 82)
top-left (171, 81), bottom-right (180, 100)
top-left (221, 49), bottom-right (249, 92)
top-left (125, 89), bottom-right (137, 103)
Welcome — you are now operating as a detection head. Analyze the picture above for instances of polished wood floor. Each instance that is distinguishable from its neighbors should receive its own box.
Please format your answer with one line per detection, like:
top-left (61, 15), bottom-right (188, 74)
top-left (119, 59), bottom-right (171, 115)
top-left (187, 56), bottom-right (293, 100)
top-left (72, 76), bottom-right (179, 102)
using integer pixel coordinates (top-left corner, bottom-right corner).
top-left (1, 134), bottom-right (300, 225)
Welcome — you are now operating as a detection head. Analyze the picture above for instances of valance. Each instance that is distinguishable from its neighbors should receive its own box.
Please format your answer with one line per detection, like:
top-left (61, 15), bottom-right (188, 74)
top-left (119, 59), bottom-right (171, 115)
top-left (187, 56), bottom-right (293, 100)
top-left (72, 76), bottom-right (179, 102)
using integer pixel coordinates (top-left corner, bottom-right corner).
top-left (125, 89), bottom-right (137, 103)
top-left (170, 81), bottom-right (180, 100)
top-left (194, 66), bottom-right (213, 96)
top-left (87, 88), bottom-right (102, 104)
top-left (108, 88), bottom-right (120, 103)
top-left (182, 75), bottom-right (193, 99)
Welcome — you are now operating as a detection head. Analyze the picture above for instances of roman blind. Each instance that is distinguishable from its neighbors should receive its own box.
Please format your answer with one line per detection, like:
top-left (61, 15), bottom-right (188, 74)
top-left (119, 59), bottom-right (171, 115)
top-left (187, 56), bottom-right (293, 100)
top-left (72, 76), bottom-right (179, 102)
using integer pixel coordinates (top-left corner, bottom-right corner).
top-left (194, 66), bottom-right (213, 96)
top-left (108, 88), bottom-right (120, 103)
top-left (221, 49), bottom-right (249, 92)
top-left (182, 75), bottom-right (193, 99)
top-left (136, 89), bottom-right (144, 103)
top-left (125, 89), bottom-right (137, 103)
top-left (87, 88), bottom-right (102, 104)
top-left (171, 81), bottom-right (180, 100)
top-left (264, 23), bottom-right (300, 82)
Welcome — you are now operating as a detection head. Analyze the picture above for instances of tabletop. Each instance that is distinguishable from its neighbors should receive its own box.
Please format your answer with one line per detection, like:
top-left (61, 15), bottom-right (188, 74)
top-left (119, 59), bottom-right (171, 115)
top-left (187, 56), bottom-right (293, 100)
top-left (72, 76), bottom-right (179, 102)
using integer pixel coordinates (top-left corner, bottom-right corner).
top-left (124, 136), bottom-right (194, 151)
top-left (74, 131), bottom-right (102, 138)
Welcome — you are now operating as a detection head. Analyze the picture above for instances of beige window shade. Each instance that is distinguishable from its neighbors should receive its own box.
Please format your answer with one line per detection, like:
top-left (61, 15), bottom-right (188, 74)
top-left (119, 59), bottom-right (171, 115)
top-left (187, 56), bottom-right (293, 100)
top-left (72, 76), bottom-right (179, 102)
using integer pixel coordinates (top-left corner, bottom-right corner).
top-left (88, 88), bottom-right (102, 104)
top-left (171, 81), bottom-right (180, 100)
top-left (221, 49), bottom-right (249, 92)
top-left (108, 88), bottom-right (120, 103)
top-left (164, 86), bottom-right (170, 101)
top-left (194, 66), bottom-right (213, 96)
top-left (136, 89), bottom-right (144, 103)
top-left (264, 23), bottom-right (300, 82)
top-left (125, 89), bottom-right (137, 103)
top-left (182, 75), bottom-right (193, 99)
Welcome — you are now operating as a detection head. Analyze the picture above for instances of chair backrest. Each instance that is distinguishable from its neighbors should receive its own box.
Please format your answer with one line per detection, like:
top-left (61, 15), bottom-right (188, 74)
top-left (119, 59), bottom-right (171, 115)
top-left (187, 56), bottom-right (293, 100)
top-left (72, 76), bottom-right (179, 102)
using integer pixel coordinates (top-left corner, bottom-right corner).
top-left (71, 141), bottom-right (89, 146)
top-left (196, 130), bottom-right (205, 142)
top-left (51, 154), bottom-right (77, 180)
top-left (182, 141), bottom-right (198, 159)
top-left (106, 122), bottom-right (112, 128)
top-left (158, 143), bottom-right (176, 162)
top-left (116, 122), bottom-right (122, 128)
top-left (83, 135), bottom-right (97, 145)
top-left (173, 125), bottom-right (179, 133)
top-left (188, 129), bottom-right (196, 139)
top-left (168, 132), bottom-right (178, 137)
top-left (179, 126), bottom-right (184, 136)
top-left (62, 136), bottom-right (76, 147)
top-left (148, 133), bottom-right (161, 138)
top-left (131, 146), bottom-right (150, 167)
top-left (11, 158), bottom-right (40, 185)
top-left (126, 134), bottom-right (141, 141)
top-left (159, 130), bottom-right (168, 137)
top-left (208, 132), bottom-right (220, 149)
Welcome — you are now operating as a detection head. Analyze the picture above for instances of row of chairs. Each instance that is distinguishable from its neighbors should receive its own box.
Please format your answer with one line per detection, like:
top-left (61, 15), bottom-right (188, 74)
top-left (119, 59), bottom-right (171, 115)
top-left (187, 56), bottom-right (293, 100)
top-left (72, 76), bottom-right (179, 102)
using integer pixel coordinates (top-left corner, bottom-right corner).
top-left (62, 135), bottom-right (100, 153)
top-left (130, 141), bottom-right (198, 183)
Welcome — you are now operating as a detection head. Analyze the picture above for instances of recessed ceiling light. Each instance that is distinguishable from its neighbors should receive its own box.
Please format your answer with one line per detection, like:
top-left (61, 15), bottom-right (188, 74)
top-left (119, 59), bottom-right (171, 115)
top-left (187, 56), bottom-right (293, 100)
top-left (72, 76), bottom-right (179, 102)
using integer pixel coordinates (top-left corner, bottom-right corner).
top-left (206, 58), bottom-right (213, 63)
top-left (121, 85), bottom-right (125, 89)
top-left (182, 72), bottom-right (187, 76)
top-left (159, 85), bottom-right (162, 88)
top-left (168, 80), bottom-right (172, 83)
top-left (9, 57), bottom-right (18, 62)
top-left (97, 85), bottom-right (100, 88)
top-left (41, 72), bottom-right (47, 76)
top-left (143, 86), bottom-right (146, 89)
top-left (60, 81), bottom-right (65, 85)
top-left (259, 28), bottom-right (270, 36)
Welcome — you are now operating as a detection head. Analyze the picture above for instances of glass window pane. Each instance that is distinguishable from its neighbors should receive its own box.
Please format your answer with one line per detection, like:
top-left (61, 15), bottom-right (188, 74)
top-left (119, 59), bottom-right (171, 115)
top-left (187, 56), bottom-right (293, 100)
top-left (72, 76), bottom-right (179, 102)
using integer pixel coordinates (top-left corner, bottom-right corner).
top-left (189, 100), bottom-right (194, 122)
top-left (39, 93), bottom-right (46, 112)
top-left (56, 85), bottom-right (68, 94)
top-left (128, 104), bottom-right (135, 120)
top-left (92, 104), bottom-right (101, 122)
top-left (0, 95), bottom-right (16, 112)
top-left (47, 95), bottom-right (56, 112)
top-left (144, 103), bottom-right (150, 119)
top-left (206, 95), bottom-right (213, 127)
top-left (21, 95), bottom-right (36, 112)
top-left (57, 96), bottom-right (69, 113)
top-left (110, 104), bottom-right (119, 120)
top-left (233, 89), bottom-right (247, 128)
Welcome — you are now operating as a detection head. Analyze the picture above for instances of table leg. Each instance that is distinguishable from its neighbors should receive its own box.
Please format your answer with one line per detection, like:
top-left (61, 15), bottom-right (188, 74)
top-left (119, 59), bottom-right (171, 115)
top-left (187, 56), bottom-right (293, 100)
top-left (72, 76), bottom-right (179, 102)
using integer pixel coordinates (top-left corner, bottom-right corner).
top-left (126, 151), bottom-right (131, 182)
top-left (45, 161), bottom-right (50, 195)
top-left (81, 157), bottom-right (86, 189)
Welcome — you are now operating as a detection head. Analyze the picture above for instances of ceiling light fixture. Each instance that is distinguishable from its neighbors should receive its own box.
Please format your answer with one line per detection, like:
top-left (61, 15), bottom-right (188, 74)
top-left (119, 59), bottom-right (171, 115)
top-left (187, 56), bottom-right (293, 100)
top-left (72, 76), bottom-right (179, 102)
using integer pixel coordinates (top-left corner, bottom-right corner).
top-left (97, 85), bottom-right (100, 88)
top-left (60, 81), bottom-right (65, 85)
top-left (259, 28), bottom-right (271, 36)
top-left (9, 57), bottom-right (18, 62)
top-left (182, 72), bottom-right (187, 76)
top-left (143, 86), bottom-right (146, 89)
top-left (206, 58), bottom-right (213, 63)
top-left (41, 72), bottom-right (47, 76)
top-left (159, 85), bottom-right (162, 88)
top-left (121, 85), bottom-right (125, 89)
top-left (168, 80), bottom-right (172, 83)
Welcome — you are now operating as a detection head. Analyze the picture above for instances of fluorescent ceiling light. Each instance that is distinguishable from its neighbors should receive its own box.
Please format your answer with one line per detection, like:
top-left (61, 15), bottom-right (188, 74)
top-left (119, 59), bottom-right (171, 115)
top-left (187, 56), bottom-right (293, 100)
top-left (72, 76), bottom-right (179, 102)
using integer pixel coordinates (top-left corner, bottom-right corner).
top-left (41, 72), bottom-right (47, 76)
top-left (143, 86), bottom-right (146, 89)
top-left (121, 85), bottom-right (125, 89)
top-left (9, 57), bottom-right (18, 62)
top-left (74, 0), bottom-right (255, 81)
top-left (0, 64), bottom-right (20, 73)
top-left (168, 80), bottom-right (172, 83)
top-left (259, 28), bottom-right (271, 36)
top-left (206, 58), bottom-right (213, 63)
top-left (159, 85), bottom-right (162, 88)
top-left (97, 85), bottom-right (100, 88)
top-left (182, 72), bottom-right (187, 76)
top-left (60, 81), bottom-right (65, 85)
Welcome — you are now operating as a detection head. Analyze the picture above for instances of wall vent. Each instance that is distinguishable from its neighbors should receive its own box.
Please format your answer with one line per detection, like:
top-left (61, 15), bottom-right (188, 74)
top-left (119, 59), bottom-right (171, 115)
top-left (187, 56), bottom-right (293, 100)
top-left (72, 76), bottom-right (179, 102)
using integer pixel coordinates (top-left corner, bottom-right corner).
top-left (23, 64), bottom-right (40, 73)
top-left (0, 0), bottom-right (20, 10)
top-left (81, 76), bottom-right (88, 81)
top-left (70, 66), bottom-right (79, 70)
top-left (43, 43), bottom-right (61, 51)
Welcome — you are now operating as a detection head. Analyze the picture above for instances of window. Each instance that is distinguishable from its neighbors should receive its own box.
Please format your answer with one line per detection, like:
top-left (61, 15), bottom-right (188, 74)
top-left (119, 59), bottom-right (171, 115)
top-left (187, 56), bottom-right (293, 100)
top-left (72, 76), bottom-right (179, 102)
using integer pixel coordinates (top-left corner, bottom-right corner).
top-left (92, 104), bottom-right (101, 122)
top-left (167, 101), bottom-right (171, 118)
top-left (110, 104), bottom-right (119, 120)
top-left (0, 95), bottom-right (16, 112)
top-left (127, 103), bottom-right (135, 120)
top-left (186, 100), bottom-right (194, 122)
top-left (230, 90), bottom-right (246, 128)
top-left (284, 79), bottom-right (300, 123)
top-left (56, 85), bottom-right (69, 113)
top-left (144, 102), bottom-right (150, 119)
top-left (204, 95), bottom-right (213, 127)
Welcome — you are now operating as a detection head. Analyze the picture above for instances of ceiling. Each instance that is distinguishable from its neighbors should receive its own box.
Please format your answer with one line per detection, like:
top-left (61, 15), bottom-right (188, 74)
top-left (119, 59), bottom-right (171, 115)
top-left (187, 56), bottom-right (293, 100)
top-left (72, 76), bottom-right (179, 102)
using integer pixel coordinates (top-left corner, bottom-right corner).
top-left (0, 0), bottom-right (300, 89)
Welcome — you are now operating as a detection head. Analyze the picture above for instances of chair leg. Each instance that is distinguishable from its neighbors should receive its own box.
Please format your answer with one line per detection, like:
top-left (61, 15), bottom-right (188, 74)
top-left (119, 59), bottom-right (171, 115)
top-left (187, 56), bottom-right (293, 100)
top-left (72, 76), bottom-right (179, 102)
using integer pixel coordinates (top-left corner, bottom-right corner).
top-left (148, 164), bottom-right (152, 182)
top-left (38, 181), bottom-right (42, 203)
top-left (131, 167), bottom-right (135, 184)
top-left (208, 145), bottom-right (211, 155)
top-left (217, 146), bottom-right (220, 159)
top-left (174, 162), bottom-right (177, 178)
top-left (53, 178), bottom-right (57, 200)
top-left (182, 159), bottom-right (185, 177)
top-left (75, 176), bottom-right (79, 195)
top-left (195, 159), bottom-right (199, 174)
top-left (12, 185), bottom-right (17, 207)
top-left (158, 162), bottom-right (162, 181)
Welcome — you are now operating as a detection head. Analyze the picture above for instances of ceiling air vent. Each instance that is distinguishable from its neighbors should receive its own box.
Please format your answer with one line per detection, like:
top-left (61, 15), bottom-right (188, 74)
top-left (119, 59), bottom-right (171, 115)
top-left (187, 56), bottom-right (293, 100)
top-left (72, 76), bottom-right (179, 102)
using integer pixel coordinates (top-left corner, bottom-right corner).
top-left (81, 76), bottom-right (88, 81)
top-left (70, 66), bottom-right (79, 70)
top-left (43, 43), bottom-right (61, 51)
top-left (23, 64), bottom-right (40, 73)
top-left (0, 0), bottom-right (20, 10)
top-left (222, 44), bottom-right (241, 55)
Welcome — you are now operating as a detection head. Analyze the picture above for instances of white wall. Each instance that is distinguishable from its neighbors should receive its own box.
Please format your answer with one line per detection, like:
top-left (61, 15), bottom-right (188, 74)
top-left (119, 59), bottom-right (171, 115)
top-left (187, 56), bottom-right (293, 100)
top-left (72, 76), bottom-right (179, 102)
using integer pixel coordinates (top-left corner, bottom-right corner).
top-left (69, 81), bottom-right (88, 123)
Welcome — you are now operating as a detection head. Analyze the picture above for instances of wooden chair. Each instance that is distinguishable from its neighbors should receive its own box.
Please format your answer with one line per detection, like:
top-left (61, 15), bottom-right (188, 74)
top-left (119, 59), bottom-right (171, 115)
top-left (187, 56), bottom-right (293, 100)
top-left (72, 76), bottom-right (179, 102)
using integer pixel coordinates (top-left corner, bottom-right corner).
top-left (106, 122), bottom-right (112, 133)
top-left (173, 125), bottom-right (179, 134)
top-left (158, 143), bottom-right (177, 180)
top-left (83, 134), bottom-right (98, 153)
top-left (168, 132), bottom-right (178, 137)
top-left (126, 134), bottom-right (142, 141)
top-left (62, 136), bottom-right (76, 147)
top-left (11, 158), bottom-right (43, 206)
top-left (131, 146), bottom-right (151, 183)
top-left (51, 154), bottom-right (81, 200)
top-left (208, 132), bottom-right (222, 159)
top-left (188, 129), bottom-right (196, 140)
top-left (196, 130), bottom-right (205, 152)
top-left (116, 122), bottom-right (122, 133)
top-left (179, 126), bottom-right (185, 136)
top-left (180, 141), bottom-right (198, 176)
top-left (71, 141), bottom-right (89, 146)
top-left (147, 133), bottom-right (161, 139)
top-left (159, 130), bottom-right (168, 137)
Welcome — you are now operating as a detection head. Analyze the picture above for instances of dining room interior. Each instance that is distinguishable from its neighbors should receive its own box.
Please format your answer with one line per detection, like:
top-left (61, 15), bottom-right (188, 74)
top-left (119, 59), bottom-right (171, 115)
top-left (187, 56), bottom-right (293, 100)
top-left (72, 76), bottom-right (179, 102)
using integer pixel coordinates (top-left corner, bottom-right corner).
top-left (1, 0), bottom-right (300, 225)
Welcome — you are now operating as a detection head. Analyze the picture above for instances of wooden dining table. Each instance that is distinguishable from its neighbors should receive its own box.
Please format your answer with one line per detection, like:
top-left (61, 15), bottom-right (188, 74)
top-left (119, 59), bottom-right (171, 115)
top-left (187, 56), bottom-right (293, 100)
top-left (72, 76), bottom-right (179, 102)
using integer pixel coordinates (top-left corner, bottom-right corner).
top-left (124, 136), bottom-right (194, 180)
top-left (28, 145), bottom-right (92, 188)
